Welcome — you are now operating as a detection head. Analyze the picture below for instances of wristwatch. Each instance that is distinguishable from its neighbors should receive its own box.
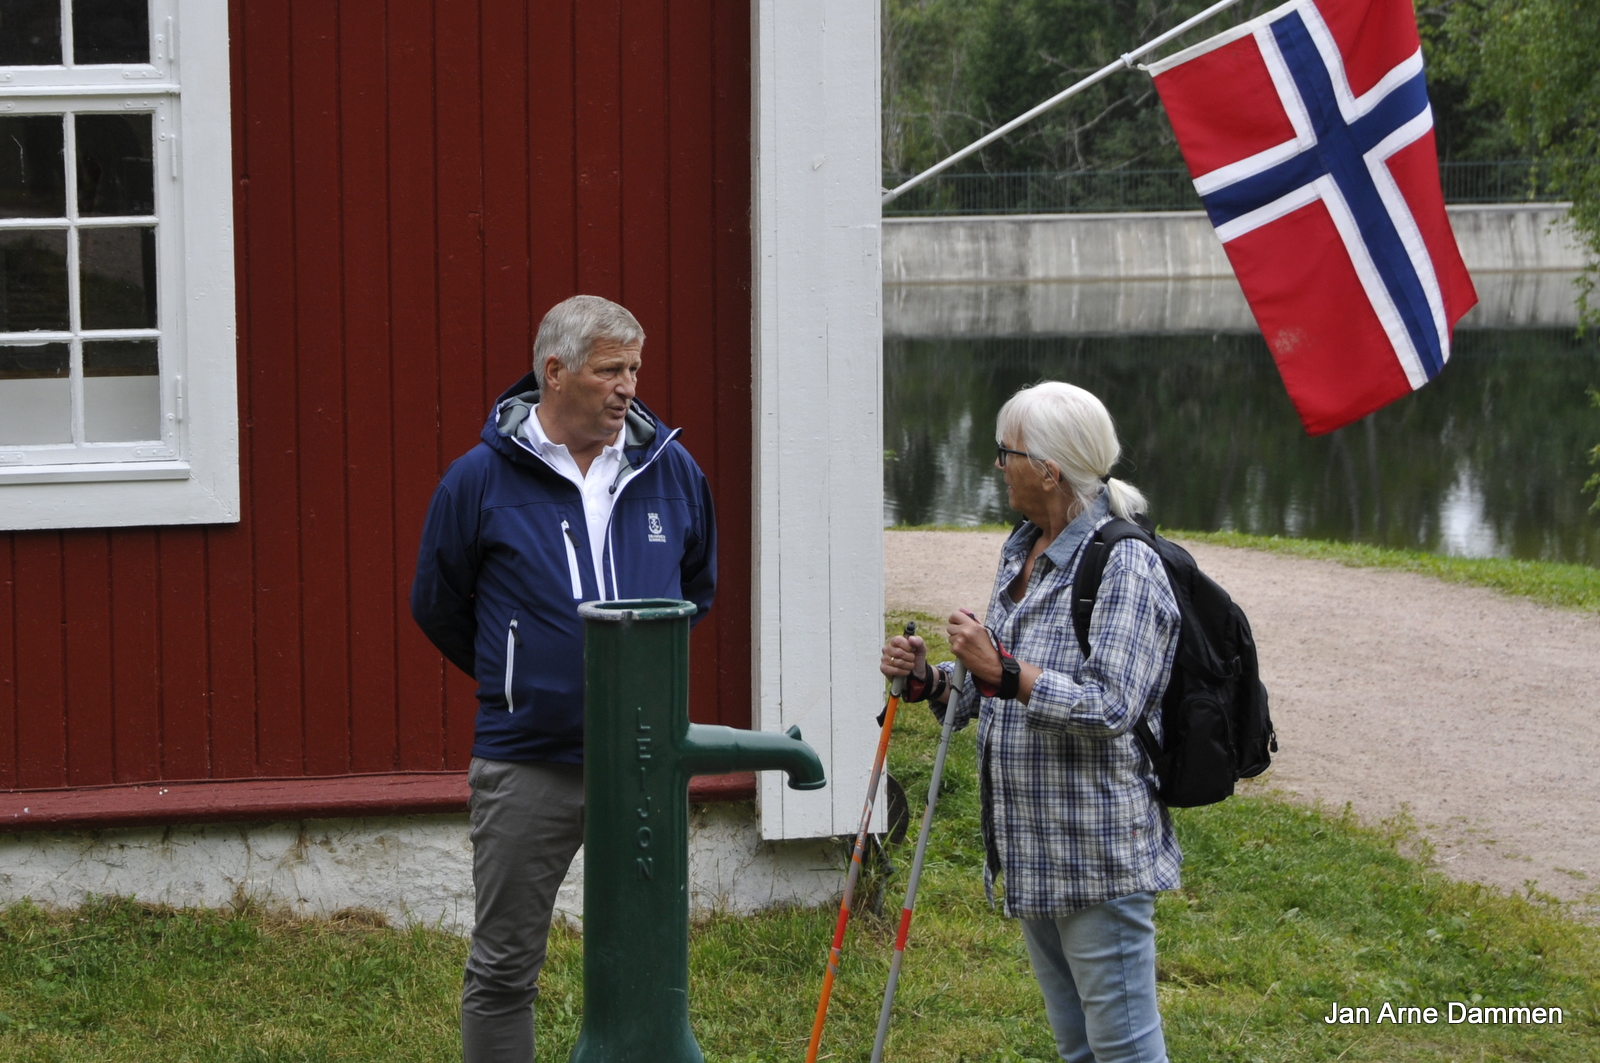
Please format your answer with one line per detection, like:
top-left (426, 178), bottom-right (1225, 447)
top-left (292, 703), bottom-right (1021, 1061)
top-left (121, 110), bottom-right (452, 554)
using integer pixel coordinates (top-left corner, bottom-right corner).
top-left (995, 653), bottom-right (1021, 700)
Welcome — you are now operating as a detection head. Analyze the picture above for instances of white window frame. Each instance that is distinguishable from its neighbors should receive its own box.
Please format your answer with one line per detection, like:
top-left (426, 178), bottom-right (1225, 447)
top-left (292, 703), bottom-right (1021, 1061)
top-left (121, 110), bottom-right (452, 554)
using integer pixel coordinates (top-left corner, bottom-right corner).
top-left (0, 1), bottom-right (238, 530)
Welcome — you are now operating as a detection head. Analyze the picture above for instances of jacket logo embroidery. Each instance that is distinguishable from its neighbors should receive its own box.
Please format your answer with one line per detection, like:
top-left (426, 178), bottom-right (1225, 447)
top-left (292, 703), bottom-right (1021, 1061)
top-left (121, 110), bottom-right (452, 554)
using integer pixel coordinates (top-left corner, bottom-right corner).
top-left (647, 512), bottom-right (667, 543)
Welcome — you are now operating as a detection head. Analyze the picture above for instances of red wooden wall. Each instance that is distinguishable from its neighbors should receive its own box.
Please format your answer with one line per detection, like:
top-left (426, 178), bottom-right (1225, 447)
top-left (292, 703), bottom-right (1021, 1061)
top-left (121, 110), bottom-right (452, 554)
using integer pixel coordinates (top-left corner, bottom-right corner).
top-left (0, 0), bottom-right (753, 797)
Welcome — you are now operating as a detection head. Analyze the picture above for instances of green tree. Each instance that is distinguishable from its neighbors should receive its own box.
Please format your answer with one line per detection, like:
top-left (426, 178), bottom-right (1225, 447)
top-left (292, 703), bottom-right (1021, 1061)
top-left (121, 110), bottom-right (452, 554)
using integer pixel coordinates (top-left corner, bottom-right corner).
top-left (1437, 0), bottom-right (1600, 318)
top-left (1414, 2), bottom-right (1523, 162)
top-left (882, 0), bottom-right (988, 176)
top-left (960, 0), bottom-right (1194, 172)
top-left (884, 1), bottom-right (1523, 178)
top-left (884, 0), bottom-right (1277, 177)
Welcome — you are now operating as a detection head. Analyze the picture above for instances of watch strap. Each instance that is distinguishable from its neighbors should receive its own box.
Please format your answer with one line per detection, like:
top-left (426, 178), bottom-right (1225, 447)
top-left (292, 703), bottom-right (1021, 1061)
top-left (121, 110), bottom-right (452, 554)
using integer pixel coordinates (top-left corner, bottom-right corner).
top-left (995, 655), bottom-right (1021, 700)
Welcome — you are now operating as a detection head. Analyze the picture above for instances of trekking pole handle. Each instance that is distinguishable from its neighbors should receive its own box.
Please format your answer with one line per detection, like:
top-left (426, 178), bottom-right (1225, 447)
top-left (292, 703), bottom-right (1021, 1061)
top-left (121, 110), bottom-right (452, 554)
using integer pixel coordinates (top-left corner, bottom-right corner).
top-left (888, 620), bottom-right (916, 697)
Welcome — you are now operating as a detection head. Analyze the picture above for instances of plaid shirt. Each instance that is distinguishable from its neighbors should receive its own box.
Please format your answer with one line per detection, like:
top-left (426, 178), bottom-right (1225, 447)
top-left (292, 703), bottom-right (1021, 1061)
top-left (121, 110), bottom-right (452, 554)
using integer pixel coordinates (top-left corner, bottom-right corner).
top-left (943, 493), bottom-right (1183, 918)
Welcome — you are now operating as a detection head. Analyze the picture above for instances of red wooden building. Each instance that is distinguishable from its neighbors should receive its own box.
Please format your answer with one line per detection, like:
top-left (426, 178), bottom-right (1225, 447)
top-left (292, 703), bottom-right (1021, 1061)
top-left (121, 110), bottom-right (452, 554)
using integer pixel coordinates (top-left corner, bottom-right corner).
top-left (1, 1), bottom-right (883, 854)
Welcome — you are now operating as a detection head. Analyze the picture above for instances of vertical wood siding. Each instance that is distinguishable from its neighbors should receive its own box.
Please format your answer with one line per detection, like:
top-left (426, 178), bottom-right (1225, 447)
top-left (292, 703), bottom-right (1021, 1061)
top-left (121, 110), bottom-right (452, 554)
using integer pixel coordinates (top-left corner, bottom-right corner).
top-left (0, 0), bottom-right (752, 788)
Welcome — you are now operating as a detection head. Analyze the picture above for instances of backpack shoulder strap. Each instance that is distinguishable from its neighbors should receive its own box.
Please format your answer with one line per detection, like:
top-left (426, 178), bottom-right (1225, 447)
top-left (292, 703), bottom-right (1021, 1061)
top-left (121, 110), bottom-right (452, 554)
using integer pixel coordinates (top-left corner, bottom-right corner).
top-left (1069, 517), bottom-right (1168, 772)
top-left (1069, 517), bottom-right (1154, 658)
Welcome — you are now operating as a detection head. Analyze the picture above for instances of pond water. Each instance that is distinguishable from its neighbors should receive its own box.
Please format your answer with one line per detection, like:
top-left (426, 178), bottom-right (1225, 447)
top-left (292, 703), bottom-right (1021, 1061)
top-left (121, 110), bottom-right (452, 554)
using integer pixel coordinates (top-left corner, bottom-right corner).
top-left (884, 325), bottom-right (1600, 565)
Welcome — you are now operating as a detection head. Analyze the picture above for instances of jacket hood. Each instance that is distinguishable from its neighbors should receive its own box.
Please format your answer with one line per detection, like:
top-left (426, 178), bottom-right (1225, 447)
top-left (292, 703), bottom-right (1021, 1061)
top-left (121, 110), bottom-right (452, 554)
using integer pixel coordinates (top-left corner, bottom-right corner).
top-left (482, 370), bottom-right (669, 468)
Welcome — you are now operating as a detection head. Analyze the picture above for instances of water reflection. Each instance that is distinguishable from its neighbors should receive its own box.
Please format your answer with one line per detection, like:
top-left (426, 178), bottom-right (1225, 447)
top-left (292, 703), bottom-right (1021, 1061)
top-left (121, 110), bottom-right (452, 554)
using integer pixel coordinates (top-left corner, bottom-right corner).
top-left (884, 328), bottom-right (1600, 564)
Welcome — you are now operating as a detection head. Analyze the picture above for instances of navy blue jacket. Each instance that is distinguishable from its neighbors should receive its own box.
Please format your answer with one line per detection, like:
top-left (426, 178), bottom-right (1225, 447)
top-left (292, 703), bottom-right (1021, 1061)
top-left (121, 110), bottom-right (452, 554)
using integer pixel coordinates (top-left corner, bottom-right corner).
top-left (410, 373), bottom-right (716, 763)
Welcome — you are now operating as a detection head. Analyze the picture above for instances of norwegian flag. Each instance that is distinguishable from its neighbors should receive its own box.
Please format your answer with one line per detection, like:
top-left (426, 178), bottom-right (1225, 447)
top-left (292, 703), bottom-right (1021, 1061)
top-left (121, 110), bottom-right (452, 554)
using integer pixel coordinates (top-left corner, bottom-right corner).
top-left (1150, 0), bottom-right (1477, 435)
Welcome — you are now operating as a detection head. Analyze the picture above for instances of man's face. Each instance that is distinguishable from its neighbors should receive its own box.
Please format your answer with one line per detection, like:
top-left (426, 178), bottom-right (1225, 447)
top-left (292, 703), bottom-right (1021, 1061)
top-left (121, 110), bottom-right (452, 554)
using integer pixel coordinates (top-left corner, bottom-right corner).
top-left (544, 338), bottom-right (642, 445)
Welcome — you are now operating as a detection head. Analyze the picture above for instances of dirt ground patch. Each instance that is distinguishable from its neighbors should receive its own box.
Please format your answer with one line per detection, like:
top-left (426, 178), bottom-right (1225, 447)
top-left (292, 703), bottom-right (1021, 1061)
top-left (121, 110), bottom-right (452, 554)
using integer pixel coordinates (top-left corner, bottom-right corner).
top-left (886, 530), bottom-right (1600, 918)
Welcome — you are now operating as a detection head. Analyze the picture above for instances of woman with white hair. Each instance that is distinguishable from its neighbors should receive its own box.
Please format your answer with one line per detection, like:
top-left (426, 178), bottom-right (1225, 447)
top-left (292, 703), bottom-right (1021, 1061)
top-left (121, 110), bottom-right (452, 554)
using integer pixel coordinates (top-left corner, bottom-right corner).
top-left (880, 381), bottom-right (1180, 1063)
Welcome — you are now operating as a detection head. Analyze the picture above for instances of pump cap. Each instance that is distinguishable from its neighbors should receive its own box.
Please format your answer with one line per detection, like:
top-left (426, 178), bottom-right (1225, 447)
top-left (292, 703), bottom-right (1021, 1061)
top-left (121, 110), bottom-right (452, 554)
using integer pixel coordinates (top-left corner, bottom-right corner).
top-left (577, 598), bottom-right (697, 623)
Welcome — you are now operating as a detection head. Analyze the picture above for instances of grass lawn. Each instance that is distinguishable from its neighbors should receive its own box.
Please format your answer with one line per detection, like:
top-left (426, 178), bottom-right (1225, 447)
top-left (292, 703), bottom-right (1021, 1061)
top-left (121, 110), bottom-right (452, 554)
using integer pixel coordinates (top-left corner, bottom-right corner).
top-left (2, 618), bottom-right (1597, 1061)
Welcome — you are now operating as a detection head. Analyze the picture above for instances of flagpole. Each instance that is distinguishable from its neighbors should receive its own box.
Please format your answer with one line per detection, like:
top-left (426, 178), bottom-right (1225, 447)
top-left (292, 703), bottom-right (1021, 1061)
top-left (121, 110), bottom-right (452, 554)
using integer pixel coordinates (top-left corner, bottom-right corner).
top-left (881, 0), bottom-right (1250, 205)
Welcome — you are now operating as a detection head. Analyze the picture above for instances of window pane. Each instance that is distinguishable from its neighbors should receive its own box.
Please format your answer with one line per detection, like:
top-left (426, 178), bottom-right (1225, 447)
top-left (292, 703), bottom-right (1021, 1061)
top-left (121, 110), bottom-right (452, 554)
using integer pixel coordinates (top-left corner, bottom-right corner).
top-left (80, 225), bottom-right (155, 328)
top-left (0, 0), bottom-right (63, 66)
top-left (0, 229), bottom-right (69, 331)
top-left (83, 337), bottom-right (158, 441)
top-left (77, 113), bottom-right (154, 216)
top-left (0, 114), bottom-right (66, 218)
top-left (72, 0), bottom-right (148, 65)
top-left (0, 341), bottom-right (69, 443)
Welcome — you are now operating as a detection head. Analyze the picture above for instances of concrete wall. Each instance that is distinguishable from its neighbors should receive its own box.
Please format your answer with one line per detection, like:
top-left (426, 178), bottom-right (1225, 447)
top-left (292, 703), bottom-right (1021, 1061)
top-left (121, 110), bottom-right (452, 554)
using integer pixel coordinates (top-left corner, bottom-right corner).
top-left (0, 803), bottom-right (846, 934)
top-left (882, 204), bottom-right (1588, 284)
top-left (883, 204), bottom-right (1591, 337)
top-left (885, 210), bottom-right (1232, 284)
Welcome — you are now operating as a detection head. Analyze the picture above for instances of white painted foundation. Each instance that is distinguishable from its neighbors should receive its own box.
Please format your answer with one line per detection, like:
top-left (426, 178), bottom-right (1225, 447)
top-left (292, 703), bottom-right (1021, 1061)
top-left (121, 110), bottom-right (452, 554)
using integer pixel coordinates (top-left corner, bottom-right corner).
top-left (0, 801), bottom-right (846, 934)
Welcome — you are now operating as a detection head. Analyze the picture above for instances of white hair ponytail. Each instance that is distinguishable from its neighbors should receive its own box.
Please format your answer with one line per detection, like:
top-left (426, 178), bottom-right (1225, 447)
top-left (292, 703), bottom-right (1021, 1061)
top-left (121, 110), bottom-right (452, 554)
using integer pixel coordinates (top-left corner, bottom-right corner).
top-left (1103, 476), bottom-right (1148, 521)
top-left (995, 381), bottom-right (1149, 520)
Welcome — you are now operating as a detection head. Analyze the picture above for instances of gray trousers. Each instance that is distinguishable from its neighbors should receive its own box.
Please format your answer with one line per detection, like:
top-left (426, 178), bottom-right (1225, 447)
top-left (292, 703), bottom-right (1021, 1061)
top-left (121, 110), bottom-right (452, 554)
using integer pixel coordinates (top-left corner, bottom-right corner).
top-left (461, 757), bottom-right (585, 1063)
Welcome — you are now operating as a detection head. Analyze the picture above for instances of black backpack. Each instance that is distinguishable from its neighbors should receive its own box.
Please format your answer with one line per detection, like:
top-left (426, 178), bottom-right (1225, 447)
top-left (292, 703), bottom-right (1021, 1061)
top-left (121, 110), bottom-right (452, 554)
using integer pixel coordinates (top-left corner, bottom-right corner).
top-left (1070, 517), bottom-right (1276, 808)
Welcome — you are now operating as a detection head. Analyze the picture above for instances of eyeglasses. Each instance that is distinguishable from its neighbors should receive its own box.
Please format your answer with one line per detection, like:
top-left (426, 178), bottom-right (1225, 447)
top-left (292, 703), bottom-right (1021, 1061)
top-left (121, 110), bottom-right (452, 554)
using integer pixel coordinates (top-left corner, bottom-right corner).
top-left (995, 444), bottom-right (1038, 468)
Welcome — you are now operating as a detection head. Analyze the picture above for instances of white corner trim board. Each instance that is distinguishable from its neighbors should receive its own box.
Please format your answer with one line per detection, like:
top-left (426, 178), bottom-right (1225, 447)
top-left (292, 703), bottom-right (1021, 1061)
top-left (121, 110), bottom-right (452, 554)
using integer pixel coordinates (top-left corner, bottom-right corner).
top-left (752, 0), bottom-right (886, 841)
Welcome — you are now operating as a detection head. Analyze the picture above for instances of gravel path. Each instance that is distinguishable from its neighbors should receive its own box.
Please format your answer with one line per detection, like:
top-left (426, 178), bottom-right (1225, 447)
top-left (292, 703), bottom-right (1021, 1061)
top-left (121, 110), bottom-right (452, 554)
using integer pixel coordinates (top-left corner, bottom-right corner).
top-left (886, 530), bottom-right (1600, 916)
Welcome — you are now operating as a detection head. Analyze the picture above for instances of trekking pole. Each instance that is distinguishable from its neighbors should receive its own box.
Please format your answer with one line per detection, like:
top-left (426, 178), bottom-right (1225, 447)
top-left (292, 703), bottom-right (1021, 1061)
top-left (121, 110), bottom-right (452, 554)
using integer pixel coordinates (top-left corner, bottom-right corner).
top-left (869, 659), bottom-right (965, 1063)
top-left (804, 621), bottom-right (917, 1063)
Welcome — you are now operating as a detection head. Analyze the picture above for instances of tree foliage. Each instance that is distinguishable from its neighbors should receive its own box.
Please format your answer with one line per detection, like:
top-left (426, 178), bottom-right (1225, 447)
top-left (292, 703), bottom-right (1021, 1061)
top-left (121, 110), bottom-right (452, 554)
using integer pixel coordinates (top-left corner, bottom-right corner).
top-left (1433, 0), bottom-right (1600, 319)
top-left (882, 0), bottom-right (1526, 178)
top-left (883, 0), bottom-right (1281, 176)
top-left (1413, 3), bottom-right (1523, 162)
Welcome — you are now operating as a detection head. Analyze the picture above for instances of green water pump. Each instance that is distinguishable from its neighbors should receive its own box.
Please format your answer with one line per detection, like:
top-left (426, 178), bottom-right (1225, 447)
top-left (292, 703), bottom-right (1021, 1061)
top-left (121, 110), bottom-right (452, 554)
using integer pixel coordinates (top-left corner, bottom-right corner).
top-left (571, 599), bottom-right (827, 1063)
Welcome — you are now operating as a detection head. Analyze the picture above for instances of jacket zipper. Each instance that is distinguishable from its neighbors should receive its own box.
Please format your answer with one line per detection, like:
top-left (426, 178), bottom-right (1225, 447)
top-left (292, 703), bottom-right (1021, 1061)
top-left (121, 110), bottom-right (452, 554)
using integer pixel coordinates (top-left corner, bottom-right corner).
top-left (560, 520), bottom-right (585, 599)
top-left (608, 524), bottom-right (619, 600)
top-left (503, 615), bottom-right (520, 712)
top-left (597, 427), bottom-right (682, 600)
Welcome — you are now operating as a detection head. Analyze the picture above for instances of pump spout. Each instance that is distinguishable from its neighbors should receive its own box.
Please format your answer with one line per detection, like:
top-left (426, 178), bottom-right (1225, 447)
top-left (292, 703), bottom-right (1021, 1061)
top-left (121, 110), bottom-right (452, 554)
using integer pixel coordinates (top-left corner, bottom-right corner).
top-left (679, 723), bottom-right (827, 790)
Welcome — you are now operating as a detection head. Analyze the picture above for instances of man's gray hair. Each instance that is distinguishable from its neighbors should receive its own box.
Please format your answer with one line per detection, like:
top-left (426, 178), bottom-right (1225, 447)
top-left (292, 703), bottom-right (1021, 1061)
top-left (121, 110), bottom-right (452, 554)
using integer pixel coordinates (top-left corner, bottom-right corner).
top-left (533, 295), bottom-right (645, 389)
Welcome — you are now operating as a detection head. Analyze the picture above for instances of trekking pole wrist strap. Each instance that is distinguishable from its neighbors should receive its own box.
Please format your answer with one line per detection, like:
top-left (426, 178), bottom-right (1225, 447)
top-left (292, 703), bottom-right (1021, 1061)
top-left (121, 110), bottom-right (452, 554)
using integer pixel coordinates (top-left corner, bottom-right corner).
top-left (974, 630), bottom-right (1021, 700)
top-left (904, 664), bottom-right (952, 704)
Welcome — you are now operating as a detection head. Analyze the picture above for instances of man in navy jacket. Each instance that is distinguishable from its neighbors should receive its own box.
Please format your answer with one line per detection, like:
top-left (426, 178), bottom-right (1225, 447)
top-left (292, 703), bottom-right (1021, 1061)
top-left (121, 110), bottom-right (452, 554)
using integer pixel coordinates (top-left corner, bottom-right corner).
top-left (412, 295), bottom-right (716, 1062)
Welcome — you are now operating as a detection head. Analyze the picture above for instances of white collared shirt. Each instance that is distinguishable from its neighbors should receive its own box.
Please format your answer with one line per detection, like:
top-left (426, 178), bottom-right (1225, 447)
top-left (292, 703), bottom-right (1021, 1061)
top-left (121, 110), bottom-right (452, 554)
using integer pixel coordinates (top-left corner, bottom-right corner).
top-left (523, 406), bottom-right (626, 596)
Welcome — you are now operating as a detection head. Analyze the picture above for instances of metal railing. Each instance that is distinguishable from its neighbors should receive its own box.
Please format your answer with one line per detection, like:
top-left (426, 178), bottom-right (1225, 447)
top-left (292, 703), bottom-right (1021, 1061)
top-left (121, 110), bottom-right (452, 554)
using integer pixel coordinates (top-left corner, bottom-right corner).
top-left (881, 160), bottom-right (1563, 216)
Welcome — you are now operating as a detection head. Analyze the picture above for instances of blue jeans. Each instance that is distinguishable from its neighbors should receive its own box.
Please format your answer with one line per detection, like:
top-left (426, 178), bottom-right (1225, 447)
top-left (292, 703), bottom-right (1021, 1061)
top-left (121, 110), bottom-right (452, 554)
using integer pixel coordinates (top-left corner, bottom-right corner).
top-left (1019, 892), bottom-right (1168, 1063)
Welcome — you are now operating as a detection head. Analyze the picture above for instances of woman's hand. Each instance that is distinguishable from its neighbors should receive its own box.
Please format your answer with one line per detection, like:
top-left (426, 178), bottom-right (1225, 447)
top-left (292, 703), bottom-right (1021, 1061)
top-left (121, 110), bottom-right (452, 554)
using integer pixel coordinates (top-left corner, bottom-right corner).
top-left (879, 633), bottom-right (928, 681)
top-left (947, 609), bottom-right (1042, 704)
top-left (946, 610), bottom-right (1001, 686)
